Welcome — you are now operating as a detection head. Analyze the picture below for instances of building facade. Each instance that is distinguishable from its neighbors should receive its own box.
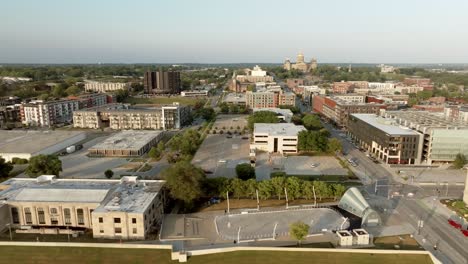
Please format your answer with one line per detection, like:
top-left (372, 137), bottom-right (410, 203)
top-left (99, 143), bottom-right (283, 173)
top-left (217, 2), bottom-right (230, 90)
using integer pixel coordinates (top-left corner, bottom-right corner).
top-left (144, 70), bottom-right (181, 94)
top-left (246, 91), bottom-right (295, 109)
top-left (348, 114), bottom-right (422, 164)
top-left (88, 131), bottom-right (164, 157)
top-left (84, 81), bottom-right (129, 93)
top-left (283, 52), bottom-right (317, 73)
top-left (251, 123), bottom-right (306, 154)
top-left (0, 176), bottom-right (166, 240)
top-left (73, 103), bottom-right (190, 130)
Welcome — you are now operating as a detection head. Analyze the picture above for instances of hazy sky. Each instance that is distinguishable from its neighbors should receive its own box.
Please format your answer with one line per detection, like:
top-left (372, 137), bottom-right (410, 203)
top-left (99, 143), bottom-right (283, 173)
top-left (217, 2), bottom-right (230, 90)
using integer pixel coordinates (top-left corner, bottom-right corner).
top-left (1, 0), bottom-right (468, 63)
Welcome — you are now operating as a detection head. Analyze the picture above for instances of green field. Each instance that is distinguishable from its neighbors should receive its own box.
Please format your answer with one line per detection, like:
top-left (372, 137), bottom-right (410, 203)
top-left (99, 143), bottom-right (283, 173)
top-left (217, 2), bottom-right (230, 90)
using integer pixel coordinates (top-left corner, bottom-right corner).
top-left (0, 246), bottom-right (433, 264)
top-left (123, 96), bottom-right (205, 106)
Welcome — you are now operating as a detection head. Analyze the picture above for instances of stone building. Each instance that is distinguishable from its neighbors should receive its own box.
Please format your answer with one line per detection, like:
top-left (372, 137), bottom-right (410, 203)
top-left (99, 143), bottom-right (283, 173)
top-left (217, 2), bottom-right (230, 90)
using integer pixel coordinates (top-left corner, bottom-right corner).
top-left (283, 52), bottom-right (317, 73)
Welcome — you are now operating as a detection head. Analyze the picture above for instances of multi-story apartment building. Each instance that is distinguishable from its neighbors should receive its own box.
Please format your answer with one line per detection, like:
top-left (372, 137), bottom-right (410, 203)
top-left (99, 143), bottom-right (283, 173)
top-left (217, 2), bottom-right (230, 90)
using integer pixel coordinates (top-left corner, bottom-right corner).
top-left (0, 176), bottom-right (166, 240)
top-left (21, 94), bottom-right (110, 127)
top-left (0, 105), bottom-right (21, 128)
top-left (245, 91), bottom-right (295, 109)
top-left (73, 103), bottom-right (190, 130)
top-left (444, 105), bottom-right (468, 123)
top-left (84, 81), bottom-right (129, 93)
top-left (313, 95), bottom-right (386, 127)
top-left (383, 110), bottom-right (468, 164)
top-left (144, 70), bottom-right (181, 94)
top-left (348, 114), bottom-right (422, 164)
top-left (251, 123), bottom-right (306, 154)
top-left (332, 81), bottom-right (353, 94)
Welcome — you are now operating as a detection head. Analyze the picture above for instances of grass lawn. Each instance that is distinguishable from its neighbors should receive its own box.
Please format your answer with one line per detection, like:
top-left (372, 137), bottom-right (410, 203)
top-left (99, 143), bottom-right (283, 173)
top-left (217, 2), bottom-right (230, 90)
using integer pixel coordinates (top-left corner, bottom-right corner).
top-left (440, 199), bottom-right (468, 221)
top-left (199, 198), bottom-right (339, 212)
top-left (0, 246), bottom-right (432, 264)
top-left (123, 96), bottom-right (205, 106)
top-left (0, 246), bottom-right (433, 264)
top-left (374, 235), bottom-right (423, 250)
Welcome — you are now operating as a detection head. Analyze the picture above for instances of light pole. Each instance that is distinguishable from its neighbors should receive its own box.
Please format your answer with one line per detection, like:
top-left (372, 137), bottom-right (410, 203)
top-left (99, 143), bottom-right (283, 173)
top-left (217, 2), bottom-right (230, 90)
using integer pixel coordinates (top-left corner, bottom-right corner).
top-left (6, 223), bottom-right (12, 241)
top-left (226, 191), bottom-right (230, 215)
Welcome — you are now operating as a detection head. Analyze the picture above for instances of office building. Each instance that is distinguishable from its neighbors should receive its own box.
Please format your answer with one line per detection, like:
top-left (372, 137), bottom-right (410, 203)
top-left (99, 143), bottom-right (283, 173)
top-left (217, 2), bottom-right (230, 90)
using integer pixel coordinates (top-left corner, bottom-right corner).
top-left (0, 176), bottom-right (166, 240)
top-left (0, 105), bottom-right (21, 129)
top-left (144, 70), bottom-right (181, 94)
top-left (250, 123), bottom-right (306, 154)
top-left (180, 90), bottom-right (208, 97)
top-left (88, 131), bottom-right (164, 157)
top-left (403, 77), bottom-right (433, 91)
top-left (444, 105), bottom-right (468, 123)
top-left (0, 130), bottom-right (86, 162)
top-left (84, 81), bottom-right (129, 93)
top-left (223, 93), bottom-right (247, 106)
top-left (332, 81), bottom-right (353, 94)
top-left (73, 103), bottom-right (190, 130)
top-left (250, 65), bottom-right (267, 77)
top-left (348, 114), bottom-right (422, 164)
top-left (383, 110), bottom-right (468, 164)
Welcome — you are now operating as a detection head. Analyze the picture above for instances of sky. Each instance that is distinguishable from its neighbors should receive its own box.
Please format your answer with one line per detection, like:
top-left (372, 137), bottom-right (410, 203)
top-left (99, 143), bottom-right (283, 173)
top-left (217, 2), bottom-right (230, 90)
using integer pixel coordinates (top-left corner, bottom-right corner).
top-left (1, 0), bottom-right (468, 64)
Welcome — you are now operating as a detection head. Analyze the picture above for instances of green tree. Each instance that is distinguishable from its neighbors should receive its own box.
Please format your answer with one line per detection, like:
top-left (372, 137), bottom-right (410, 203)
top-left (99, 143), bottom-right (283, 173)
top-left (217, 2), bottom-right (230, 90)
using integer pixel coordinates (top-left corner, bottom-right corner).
top-left (235, 163), bottom-right (255, 180)
top-left (148, 146), bottom-right (160, 159)
top-left (302, 181), bottom-right (315, 200)
top-left (302, 114), bottom-right (323, 130)
top-left (157, 141), bottom-right (165, 153)
top-left (328, 138), bottom-right (343, 153)
top-left (0, 158), bottom-right (13, 178)
top-left (246, 84), bottom-right (255, 92)
top-left (51, 83), bottom-right (67, 97)
top-left (200, 107), bottom-right (215, 121)
top-left (115, 89), bottom-right (130, 102)
top-left (230, 178), bottom-right (246, 199)
top-left (220, 102), bottom-right (229, 114)
top-left (257, 180), bottom-right (273, 200)
top-left (298, 130), bottom-right (329, 152)
top-left (289, 221), bottom-right (309, 246)
top-left (161, 161), bottom-right (205, 205)
top-left (25, 154), bottom-right (62, 177)
top-left (229, 104), bottom-right (239, 114)
top-left (65, 85), bottom-right (81, 96)
top-left (245, 178), bottom-right (258, 199)
top-left (285, 177), bottom-right (302, 200)
top-left (270, 176), bottom-right (286, 200)
top-left (104, 169), bottom-right (114, 179)
top-left (313, 181), bottom-right (328, 201)
top-left (248, 111), bottom-right (279, 130)
top-left (332, 184), bottom-right (346, 201)
top-left (453, 153), bottom-right (467, 169)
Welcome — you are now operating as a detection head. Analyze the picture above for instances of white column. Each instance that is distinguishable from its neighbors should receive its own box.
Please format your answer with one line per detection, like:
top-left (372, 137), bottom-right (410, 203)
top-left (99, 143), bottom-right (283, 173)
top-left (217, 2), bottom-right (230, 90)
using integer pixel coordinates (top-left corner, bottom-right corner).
top-left (463, 167), bottom-right (468, 204)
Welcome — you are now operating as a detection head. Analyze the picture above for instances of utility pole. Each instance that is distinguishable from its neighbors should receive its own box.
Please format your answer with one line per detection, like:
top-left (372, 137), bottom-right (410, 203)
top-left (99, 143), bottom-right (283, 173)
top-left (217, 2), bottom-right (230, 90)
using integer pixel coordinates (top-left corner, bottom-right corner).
top-left (284, 188), bottom-right (289, 209)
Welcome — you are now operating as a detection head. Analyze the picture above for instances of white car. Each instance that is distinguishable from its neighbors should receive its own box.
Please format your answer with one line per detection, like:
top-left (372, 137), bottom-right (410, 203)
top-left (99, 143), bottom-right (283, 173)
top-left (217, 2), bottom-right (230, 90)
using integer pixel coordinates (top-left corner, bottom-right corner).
top-left (310, 163), bottom-right (319, 168)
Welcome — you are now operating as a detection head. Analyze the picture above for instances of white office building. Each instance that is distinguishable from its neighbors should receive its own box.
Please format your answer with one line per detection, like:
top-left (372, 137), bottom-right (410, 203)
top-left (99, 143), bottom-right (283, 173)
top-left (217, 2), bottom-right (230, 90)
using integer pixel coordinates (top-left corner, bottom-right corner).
top-left (250, 123), bottom-right (306, 154)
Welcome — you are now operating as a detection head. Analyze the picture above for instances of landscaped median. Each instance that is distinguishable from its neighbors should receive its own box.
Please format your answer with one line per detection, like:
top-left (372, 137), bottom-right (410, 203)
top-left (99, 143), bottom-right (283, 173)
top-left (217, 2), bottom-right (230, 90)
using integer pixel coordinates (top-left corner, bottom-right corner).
top-left (0, 242), bottom-right (438, 264)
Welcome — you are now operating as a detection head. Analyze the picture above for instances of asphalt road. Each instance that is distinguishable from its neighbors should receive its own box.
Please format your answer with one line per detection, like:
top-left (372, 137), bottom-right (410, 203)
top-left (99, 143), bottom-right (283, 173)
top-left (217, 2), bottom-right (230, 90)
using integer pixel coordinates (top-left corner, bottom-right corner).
top-left (323, 122), bottom-right (468, 264)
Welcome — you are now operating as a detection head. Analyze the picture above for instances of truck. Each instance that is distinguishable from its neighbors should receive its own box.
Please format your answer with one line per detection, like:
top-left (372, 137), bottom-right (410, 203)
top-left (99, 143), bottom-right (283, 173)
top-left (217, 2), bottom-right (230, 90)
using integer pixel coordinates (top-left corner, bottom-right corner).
top-left (66, 144), bottom-right (83, 154)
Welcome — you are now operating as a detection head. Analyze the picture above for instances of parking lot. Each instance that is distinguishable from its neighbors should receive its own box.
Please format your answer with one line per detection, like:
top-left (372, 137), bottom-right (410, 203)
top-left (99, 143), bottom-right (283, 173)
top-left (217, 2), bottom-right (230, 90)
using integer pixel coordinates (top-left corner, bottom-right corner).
top-left (192, 115), bottom-right (250, 178)
top-left (59, 135), bottom-right (130, 179)
top-left (216, 208), bottom-right (348, 241)
top-left (255, 154), bottom-right (348, 180)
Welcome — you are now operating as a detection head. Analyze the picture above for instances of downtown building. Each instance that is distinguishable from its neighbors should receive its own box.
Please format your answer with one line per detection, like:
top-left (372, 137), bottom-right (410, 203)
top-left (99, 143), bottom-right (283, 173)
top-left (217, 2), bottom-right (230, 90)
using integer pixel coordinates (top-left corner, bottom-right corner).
top-left (251, 123), bottom-right (306, 154)
top-left (20, 93), bottom-right (111, 127)
top-left (0, 176), bottom-right (166, 240)
top-left (73, 103), bottom-right (191, 130)
top-left (245, 90), bottom-right (295, 109)
top-left (144, 70), bottom-right (181, 94)
top-left (313, 95), bottom-right (386, 127)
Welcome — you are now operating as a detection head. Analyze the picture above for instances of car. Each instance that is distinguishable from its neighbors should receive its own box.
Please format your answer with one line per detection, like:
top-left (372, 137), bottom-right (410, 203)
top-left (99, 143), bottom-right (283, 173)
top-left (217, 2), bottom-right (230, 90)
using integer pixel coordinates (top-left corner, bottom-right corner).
top-left (241, 136), bottom-right (249, 140)
top-left (218, 159), bottom-right (227, 163)
top-left (310, 163), bottom-right (319, 168)
top-left (407, 192), bottom-right (414, 198)
top-left (203, 170), bottom-right (213, 174)
top-left (350, 162), bottom-right (358, 167)
top-left (226, 135), bottom-right (232, 138)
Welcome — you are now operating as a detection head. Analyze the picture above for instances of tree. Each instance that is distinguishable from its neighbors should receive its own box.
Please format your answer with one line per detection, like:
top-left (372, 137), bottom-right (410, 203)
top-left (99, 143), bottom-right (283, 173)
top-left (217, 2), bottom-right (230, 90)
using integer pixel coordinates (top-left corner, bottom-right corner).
top-left (285, 177), bottom-right (302, 200)
top-left (270, 176), bottom-right (286, 200)
top-left (148, 147), bottom-right (160, 159)
top-left (332, 184), bottom-right (346, 201)
top-left (245, 178), bottom-right (258, 199)
top-left (25, 154), bottom-right (62, 177)
top-left (298, 130), bottom-right (329, 152)
top-left (115, 89), bottom-right (129, 102)
top-left (65, 85), bottom-right (81, 96)
top-left (257, 180), bottom-right (273, 200)
top-left (453, 153), bottom-right (467, 169)
top-left (104, 169), bottom-right (114, 179)
top-left (229, 104), bottom-right (239, 114)
top-left (157, 141), bottom-right (165, 153)
top-left (161, 161), bottom-right (205, 205)
top-left (289, 221), bottom-right (309, 246)
top-left (199, 107), bottom-right (215, 121)
top-left (0, 158), bottom-right (13, 178)
top-left (313, 181), bottom-right (328, 201)
top-left (248, 111), bottom-right (279, 130)
top-left (220, 102), bottom-right (229, 114)
top-left (302, 114), bottom-right (323, 130)
top-left (235, 163), bottom-right (255, 180)
top-left (230, 178), bottom-right (246, 199)
top-left (246, 84), bottom-right (255, 92)
top-left (328, 138), bottom-right (343, 153)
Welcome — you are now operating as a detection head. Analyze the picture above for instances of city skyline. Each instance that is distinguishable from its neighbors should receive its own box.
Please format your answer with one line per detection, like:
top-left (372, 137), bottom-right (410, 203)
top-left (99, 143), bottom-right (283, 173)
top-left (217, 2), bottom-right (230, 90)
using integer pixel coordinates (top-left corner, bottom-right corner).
top-left (1, 0), bottom-right (468, 64)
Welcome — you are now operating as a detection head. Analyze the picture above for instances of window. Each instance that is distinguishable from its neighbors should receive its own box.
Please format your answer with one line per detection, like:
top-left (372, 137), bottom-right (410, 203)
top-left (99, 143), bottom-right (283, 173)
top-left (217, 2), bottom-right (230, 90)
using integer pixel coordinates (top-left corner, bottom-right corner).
top-left (114, 228), bottom-right (122, 234)
top-left (51, 217), bottom-right (58, 225)
top-left (77, 209), bottom-right (84, 225)
top-left (24, 208), bottom-right (32, 224)
top-left (132, 228), bottom-right (137, 234)
top-left (100, 230), bottom-right (104, 234)
top-left (37, 208), bottom-right (46, 224)
top-left (64, 209), bottom-right (71, 225)
top-left (50, 208), bottom-right (57, 214)
top-left (99, 217), bottom-right (103, 223)
top-left (11, 207), bottom-right (19, 224)
top-left (114, 218), bottom-right (121, 224)
top-left (132, 218), bottom-right (137, 224)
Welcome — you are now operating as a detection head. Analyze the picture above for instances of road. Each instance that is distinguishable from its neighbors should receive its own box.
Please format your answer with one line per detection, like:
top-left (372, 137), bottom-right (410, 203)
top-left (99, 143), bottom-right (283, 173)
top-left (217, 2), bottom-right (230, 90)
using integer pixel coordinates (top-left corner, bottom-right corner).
top-left (323, 122), bottom-right (468, 264)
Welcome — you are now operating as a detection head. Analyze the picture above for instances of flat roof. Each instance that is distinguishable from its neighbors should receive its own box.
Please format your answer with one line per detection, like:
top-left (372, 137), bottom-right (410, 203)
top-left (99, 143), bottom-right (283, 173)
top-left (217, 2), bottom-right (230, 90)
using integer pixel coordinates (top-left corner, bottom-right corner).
top-left (0, 177), bottom-right (165, 214)
top-left (351, 114), bottom-right (419, 135)
top-left (89, 131), bottom-right (162, 151)
top-left (253, 108), bottom-right (293, 117)
top-left (254, 123), bottom-right (306, 136)
top-left (223, 93), bottom-right (246, 103)
top-left (0, 130), bottom-right (85, 154)
top-left (385, 110), bottom-right (468, 129)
